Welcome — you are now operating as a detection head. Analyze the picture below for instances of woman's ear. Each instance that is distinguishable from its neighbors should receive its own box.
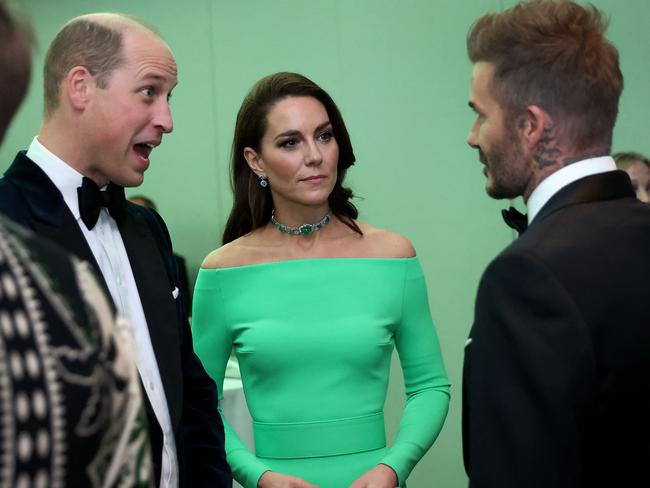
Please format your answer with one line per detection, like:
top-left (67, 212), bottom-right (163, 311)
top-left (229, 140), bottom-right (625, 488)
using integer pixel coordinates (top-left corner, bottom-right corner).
top-left (243, 147), bottom-right (265, 177)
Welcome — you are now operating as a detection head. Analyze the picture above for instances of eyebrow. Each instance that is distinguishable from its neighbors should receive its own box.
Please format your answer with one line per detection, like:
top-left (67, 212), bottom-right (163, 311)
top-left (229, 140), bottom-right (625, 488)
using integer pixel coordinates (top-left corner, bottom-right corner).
top-left (273, 121), bottom-right (332, 140)
top-left (140, 73), bottom-right (168, 83)
top-left (139, 72), bottom-right (179, 93)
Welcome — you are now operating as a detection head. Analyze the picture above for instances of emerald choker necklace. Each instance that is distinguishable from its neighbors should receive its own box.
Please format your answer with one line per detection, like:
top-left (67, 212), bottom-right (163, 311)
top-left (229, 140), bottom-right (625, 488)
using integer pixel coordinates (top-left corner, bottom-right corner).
top-left (270, 210), bottom-right (331, 236)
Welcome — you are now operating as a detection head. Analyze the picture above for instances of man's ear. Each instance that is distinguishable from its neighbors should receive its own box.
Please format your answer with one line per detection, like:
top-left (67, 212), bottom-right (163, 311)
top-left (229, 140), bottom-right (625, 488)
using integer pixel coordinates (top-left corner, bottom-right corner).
top-left (64, 66), bottom-right (94, 111)
top-left (243, 147), bottom-right (265, 177)
top-left (519, 104), bottom-right (552, 150)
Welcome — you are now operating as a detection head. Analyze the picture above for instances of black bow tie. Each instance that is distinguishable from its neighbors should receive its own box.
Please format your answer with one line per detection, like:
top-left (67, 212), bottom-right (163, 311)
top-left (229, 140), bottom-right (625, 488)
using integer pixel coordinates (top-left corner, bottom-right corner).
top-left (77, 177), bottom-right (127, 230)
top-left (501, 206), bottom-right (528, 235)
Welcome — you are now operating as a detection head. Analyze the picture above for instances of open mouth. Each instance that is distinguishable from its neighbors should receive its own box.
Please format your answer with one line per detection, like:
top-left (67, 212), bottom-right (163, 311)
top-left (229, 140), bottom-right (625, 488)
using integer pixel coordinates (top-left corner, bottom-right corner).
top-left (133, 143), bottom-right (154, 161)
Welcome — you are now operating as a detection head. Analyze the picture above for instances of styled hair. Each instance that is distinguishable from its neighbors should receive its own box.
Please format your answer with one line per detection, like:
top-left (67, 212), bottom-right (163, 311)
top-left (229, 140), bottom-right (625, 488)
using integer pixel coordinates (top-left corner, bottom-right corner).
top-left (129, 195), bottom-right (157, 210)
top-left (222, 72), bottom-right (360, 244)
top-left (0, 0), bottom-right (33, 141)
top-left (43, 14), bottom-right (157, 116)
top-left (467, 0), bottom-right (623, 153)
top-left (613, 151), bottom-right (650, 170)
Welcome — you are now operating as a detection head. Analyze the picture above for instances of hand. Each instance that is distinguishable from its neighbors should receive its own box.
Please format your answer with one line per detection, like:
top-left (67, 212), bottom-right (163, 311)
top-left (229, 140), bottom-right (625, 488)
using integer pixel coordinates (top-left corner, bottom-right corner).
top-left (257, 470), bottom-right (320, 488)
top-left (349, 464), bottom-right (398, 488)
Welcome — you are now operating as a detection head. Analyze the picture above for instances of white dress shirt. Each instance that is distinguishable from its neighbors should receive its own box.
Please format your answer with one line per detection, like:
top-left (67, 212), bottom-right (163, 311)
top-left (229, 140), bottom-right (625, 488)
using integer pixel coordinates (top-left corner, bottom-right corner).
top-left (27, 137), bottom-right (179, 487)
top-left (526, 155), bottom-right (617, 224)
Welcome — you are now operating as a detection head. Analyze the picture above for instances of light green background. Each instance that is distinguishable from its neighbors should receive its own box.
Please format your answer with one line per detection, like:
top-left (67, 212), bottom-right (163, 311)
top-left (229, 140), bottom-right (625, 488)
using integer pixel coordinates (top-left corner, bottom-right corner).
top-left (2, 1), bottom-right (649, 486)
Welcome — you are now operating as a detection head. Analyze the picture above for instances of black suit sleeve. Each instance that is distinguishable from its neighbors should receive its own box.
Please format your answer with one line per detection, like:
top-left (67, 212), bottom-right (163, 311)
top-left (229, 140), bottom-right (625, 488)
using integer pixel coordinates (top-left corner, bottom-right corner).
top-left (142, 208), bottom-right (232, 487)
top-left (463, 251), bottom-right (595, 488)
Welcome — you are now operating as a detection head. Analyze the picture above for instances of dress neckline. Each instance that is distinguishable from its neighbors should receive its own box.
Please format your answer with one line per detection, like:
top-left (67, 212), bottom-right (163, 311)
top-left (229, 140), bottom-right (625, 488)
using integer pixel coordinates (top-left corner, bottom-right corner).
top-left (200, 255), bottom-right (418, 272)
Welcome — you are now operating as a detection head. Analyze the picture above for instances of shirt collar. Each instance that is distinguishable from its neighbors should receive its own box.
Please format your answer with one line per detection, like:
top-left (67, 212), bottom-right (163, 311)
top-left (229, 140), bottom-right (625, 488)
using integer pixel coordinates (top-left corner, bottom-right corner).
top-left (27, 136), bottom-right (86, 221)
top-left (527, 155), bottom-right (616, 224)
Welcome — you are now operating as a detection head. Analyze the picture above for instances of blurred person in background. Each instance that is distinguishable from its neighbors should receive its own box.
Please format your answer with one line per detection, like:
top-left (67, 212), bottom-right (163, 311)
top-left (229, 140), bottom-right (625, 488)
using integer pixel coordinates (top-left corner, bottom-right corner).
top-left (613, 151), bottom-right (650, 203)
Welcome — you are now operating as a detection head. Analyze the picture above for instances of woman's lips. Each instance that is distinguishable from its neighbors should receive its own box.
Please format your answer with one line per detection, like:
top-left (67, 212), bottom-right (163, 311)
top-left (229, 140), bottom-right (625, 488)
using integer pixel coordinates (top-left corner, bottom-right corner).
top-left (301, 175), bottom-right (326, 183)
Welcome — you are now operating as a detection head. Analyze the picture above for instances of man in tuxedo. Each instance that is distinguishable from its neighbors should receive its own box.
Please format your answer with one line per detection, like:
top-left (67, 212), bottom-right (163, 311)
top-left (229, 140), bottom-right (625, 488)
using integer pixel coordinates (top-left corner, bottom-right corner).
top-left (0, 13), bottom-right (231, 487)
top-left (462, 1), bottom-right (650, 487)
top-left (0, 4), bottom-right (152, 485)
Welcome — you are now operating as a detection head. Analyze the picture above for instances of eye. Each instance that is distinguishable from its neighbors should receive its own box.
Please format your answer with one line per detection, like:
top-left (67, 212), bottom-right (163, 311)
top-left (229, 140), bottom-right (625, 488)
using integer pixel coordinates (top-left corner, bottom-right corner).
top-left (142, 86), bottom-right (155, 98)
top-left (318, 130), bottom-right (334, 142)
top-left (279, 138), bottom-right (298, 149)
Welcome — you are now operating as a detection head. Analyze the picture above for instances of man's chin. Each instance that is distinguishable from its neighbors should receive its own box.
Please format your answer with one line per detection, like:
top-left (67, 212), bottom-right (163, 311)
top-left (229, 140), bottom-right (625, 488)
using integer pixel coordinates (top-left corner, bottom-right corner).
top-left (486, 181), bottom-right (519, 200)
top-left (113, 173), bottom-right (145, 188)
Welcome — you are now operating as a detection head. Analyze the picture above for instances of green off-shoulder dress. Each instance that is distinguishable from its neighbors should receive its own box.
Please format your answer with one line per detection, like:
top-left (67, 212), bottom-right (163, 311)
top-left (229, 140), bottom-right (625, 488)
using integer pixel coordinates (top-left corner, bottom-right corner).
top-left (192, 257), bottom-right (450, 488)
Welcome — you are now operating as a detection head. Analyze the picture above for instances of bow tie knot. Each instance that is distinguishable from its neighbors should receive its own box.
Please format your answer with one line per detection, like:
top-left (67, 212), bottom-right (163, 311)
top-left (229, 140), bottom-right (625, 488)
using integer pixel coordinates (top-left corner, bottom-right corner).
top-left (501, 206), bottom-right (528, 235)
top-left (77, 177), bottom-right (126, 230)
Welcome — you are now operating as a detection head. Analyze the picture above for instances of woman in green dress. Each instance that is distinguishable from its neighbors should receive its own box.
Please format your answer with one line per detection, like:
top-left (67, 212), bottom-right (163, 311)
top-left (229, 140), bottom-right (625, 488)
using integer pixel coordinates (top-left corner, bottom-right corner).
top-left (192, 72), bottom-right (450, 488)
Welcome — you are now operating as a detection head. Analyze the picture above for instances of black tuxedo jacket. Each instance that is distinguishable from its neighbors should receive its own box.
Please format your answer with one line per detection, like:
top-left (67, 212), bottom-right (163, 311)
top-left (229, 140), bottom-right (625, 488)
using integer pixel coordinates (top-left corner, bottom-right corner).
top-left (463, 170), bottom-right (650, 487)
top-left (0, 152), bottom-right (231, 487)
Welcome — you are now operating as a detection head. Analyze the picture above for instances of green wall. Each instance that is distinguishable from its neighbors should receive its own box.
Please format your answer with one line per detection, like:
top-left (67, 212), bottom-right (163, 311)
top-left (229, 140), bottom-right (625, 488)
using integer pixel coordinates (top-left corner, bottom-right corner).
top-left (2, 1), bottom-right (649, 486)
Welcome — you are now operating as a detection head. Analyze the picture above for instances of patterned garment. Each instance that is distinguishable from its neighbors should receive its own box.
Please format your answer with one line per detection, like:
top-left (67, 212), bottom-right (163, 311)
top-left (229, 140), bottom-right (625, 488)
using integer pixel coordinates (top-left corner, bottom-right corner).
top-left (0, 217), bottom-right (152, 487)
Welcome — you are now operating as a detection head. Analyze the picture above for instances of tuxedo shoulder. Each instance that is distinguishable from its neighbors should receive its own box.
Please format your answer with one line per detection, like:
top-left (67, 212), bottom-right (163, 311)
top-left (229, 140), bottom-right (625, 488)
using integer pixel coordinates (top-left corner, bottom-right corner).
top-left (481, 246), bottom-right (555, 288)
top-left (0, 177), bottom-right (24, 207)
top-left (356, 222), bottom-right (416, 258)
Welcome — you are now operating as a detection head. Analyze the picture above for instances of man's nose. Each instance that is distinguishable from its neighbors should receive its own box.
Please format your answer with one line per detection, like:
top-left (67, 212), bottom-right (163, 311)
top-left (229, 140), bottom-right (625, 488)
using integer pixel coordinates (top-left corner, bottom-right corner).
top-left (154, 101), bottom-right (173, 134)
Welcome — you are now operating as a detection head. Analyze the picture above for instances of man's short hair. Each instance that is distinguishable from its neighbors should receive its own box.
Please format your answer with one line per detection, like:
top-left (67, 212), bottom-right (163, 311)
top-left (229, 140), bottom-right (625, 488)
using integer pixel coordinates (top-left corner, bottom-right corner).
top-left (43, 14), bottom-right (158, 116)
top-left (0, 0), bottom-right (33, 141)
top-left (467, 0), bottom-right (623, 153)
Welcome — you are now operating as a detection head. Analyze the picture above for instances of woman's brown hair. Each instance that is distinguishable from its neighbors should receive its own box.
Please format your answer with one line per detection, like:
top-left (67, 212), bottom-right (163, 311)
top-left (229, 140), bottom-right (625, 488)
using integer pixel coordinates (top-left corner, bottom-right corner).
top-left (222, 72), bottom-right (360, 244)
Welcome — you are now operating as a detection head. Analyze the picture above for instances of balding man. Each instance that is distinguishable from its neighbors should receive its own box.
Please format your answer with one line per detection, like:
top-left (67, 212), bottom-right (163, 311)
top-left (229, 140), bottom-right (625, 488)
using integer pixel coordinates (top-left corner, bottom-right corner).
top-left (0, 3), bottom-right (155, 486)
top-left (0, 13), bottom-right (231, 487)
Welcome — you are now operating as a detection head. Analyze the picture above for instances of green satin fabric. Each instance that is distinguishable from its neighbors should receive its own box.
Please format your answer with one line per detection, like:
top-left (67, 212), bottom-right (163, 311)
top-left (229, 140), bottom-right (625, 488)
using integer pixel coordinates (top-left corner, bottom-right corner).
top-left (192, 257), bottom-right (450, 488)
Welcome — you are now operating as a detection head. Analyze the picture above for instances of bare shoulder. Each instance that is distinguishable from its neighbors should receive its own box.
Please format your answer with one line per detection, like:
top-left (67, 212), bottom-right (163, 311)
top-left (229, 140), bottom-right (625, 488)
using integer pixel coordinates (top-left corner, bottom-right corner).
top-left (355, 221), bottom-right (416, 258)
top-left (201, 234), bottom-right (261, 269)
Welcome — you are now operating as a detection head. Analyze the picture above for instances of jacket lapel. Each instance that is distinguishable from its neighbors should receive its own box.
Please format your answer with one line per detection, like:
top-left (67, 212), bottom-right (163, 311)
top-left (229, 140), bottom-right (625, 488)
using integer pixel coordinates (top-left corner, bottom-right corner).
top-left (5, 153), bottom-right (110, 295)
top-left (119, 208), bottom-right (182, 427)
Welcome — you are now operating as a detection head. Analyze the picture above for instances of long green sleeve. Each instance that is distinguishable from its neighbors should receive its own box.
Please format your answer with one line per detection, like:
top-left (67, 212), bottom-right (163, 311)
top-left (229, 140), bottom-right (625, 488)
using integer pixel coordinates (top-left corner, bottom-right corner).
top-left (192, 272), bottom-right (270, 487)
top-left (379, 258), bottom-right (451, 482)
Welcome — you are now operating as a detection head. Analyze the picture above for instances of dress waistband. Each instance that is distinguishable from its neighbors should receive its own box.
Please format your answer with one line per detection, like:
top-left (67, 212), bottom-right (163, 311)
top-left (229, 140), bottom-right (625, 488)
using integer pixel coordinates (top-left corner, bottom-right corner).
top-left (254, 411), bottom-right (386, 459)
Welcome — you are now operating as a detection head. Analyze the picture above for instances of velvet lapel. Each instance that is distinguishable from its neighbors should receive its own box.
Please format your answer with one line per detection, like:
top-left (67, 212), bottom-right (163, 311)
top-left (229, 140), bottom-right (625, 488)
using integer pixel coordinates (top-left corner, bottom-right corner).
top-left (118, 207), bottom-right (182, 427)
top-left (5, 153), bottom-right (110, 295)
top-left (533, 170), bottom-right (635, 226)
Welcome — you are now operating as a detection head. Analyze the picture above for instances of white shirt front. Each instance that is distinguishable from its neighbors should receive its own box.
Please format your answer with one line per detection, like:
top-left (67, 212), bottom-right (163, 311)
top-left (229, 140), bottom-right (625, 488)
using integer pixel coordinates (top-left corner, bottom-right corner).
top-left (27, 137), bottom-right (179, 488)
top-left (526, 155), bottom-right (617, 224)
